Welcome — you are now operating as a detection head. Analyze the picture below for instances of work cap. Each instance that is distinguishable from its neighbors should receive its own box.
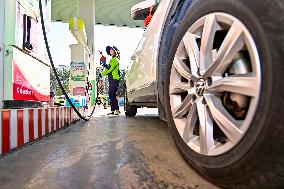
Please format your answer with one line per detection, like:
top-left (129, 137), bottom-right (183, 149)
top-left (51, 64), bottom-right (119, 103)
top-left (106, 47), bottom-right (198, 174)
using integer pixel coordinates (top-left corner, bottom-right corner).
top-left (106, 46), bottom-right (112, 55)
top-left (106, 46), bottom-right (120, 59)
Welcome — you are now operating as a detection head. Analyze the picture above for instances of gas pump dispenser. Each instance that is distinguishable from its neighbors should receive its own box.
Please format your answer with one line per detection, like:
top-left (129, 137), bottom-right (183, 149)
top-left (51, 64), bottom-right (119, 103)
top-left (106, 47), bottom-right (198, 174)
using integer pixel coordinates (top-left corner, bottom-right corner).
top-left (1, 0), bottom-right (51, 109)
top-left (69, 44), bottom-right (91, 107)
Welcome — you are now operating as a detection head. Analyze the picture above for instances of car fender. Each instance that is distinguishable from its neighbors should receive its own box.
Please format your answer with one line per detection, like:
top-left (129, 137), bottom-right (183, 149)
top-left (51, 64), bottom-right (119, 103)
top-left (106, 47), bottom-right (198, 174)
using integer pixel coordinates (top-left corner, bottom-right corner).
top-left (157, 0), bottom-right (193, 120)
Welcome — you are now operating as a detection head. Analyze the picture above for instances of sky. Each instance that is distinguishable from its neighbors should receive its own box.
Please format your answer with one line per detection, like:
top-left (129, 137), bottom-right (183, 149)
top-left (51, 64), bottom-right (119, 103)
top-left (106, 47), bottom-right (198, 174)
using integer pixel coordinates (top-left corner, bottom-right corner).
top-left (50, 23), bottom-right (145, 70)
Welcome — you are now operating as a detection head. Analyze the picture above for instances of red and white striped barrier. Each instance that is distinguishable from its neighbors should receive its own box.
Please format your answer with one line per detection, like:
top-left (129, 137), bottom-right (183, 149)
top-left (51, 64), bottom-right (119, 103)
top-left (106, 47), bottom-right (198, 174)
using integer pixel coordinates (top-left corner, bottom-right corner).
top-left (0, 106), bottom-right (85, 155)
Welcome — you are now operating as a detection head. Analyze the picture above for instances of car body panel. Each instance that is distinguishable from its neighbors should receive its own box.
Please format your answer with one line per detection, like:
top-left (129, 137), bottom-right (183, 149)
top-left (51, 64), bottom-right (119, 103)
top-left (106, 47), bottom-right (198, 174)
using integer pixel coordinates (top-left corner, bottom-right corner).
top-left (126, 0), bottom-right (174, 103)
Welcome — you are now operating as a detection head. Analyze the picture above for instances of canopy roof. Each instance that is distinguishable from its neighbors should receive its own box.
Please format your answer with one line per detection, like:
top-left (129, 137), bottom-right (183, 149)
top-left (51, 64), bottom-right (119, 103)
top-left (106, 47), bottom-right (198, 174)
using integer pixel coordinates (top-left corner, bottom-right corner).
top-left (51, 0), bottom-right (145, 28)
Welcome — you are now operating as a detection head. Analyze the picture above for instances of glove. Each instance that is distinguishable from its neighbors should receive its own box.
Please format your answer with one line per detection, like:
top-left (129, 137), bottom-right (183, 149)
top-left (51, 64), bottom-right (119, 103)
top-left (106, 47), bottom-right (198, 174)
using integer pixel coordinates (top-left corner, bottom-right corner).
top-left (104, 64), bottom-right (111, 69)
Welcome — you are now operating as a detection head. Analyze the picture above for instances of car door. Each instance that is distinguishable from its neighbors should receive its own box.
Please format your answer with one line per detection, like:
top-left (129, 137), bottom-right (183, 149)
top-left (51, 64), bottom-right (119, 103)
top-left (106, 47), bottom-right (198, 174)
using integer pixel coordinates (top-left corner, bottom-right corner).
top-left (126, 32), bottom-right (147, 93)
top-left (126, 0), bottom-right (172, 94)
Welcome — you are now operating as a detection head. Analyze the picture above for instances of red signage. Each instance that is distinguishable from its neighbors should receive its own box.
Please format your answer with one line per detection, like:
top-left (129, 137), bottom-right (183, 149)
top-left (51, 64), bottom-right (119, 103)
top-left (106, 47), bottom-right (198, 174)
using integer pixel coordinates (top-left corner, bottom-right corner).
top-left (13, 61), bottom-right (49, 101)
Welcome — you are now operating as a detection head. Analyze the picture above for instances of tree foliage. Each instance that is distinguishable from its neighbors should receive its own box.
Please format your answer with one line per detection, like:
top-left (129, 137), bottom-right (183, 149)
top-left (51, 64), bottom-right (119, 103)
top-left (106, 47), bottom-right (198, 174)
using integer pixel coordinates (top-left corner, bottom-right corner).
top-left (50, 68), bottom-right (70, 96)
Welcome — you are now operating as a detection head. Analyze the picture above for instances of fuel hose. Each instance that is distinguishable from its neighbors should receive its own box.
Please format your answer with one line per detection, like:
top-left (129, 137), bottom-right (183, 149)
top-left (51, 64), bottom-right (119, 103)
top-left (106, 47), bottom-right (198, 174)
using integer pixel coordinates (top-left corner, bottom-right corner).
top-left (39, 0), bottom-right (96, 121)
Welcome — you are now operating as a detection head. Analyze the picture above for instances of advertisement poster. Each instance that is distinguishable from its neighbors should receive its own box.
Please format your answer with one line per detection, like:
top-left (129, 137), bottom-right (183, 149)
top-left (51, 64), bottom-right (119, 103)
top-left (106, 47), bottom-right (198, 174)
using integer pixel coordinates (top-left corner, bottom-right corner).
top-left (16, 0), bottom-right (38, 53)
top-left (16, 0), bottom-right (51, 62)
top-left (13, 48), bottom-right (50, 101)
top-left (73, 87), bottom-right (85, 96)
top-left (70, 62), bottom-right (86, 81)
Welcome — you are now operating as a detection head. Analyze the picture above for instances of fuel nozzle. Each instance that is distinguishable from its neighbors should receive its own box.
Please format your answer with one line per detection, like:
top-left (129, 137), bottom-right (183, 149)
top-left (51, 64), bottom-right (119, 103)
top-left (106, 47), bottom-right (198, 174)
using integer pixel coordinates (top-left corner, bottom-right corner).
top-left (99, 50), bottom-right (107, 67)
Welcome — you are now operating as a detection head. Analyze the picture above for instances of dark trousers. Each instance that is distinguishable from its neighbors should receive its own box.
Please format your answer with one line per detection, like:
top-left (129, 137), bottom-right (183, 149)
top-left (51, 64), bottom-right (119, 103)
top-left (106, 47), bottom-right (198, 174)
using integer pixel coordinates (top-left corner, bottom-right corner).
top-left (108, 80), bottom-right (119, 111)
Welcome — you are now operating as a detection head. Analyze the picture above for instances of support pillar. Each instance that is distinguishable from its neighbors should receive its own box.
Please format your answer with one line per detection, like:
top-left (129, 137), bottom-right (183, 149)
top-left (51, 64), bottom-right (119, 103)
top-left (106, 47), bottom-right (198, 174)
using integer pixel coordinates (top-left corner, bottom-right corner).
top-left (69, 44), bottom-right (88, 97)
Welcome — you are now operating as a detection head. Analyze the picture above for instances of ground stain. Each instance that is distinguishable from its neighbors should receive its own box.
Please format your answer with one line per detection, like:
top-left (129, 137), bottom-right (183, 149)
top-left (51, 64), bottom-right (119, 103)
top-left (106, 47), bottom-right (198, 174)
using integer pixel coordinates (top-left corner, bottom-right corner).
top-left (0, 112), bottom-right (219, 189)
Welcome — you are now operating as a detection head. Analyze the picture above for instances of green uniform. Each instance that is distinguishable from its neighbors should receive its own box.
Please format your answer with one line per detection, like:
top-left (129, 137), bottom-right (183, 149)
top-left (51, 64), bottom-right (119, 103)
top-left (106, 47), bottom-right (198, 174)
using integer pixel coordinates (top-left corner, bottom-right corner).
top-left (101, 57), bottom-right (120, 81)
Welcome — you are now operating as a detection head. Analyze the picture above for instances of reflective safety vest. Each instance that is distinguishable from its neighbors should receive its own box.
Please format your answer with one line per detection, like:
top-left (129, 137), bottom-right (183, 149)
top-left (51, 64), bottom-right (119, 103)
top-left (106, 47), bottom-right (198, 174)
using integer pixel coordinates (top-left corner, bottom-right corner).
top-left (101, 57), bottom-right (120, 81)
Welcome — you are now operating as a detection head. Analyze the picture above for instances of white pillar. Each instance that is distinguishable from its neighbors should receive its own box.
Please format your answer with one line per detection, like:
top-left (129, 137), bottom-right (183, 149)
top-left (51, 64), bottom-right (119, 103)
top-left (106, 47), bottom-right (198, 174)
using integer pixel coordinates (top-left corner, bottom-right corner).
top-left (78, 0), bottom-right (95, 54)
top-left (70, 44), bottom-right (88, 96)
top-left (78, 0), bottom-right (96, 106)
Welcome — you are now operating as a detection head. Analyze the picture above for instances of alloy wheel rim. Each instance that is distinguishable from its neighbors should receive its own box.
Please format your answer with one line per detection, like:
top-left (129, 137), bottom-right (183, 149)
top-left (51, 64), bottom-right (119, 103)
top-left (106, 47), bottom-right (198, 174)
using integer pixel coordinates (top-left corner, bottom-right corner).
top-left (169, 13), bottom-right (261, 156)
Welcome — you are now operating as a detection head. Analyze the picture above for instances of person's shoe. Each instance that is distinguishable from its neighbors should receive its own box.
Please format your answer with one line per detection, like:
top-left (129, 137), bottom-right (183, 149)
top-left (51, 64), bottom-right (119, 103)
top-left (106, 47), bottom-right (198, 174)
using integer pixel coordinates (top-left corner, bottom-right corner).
top-left (107, 111), bottom-right (114, 115)
top-left (114, 110), bottom-right (120, 115)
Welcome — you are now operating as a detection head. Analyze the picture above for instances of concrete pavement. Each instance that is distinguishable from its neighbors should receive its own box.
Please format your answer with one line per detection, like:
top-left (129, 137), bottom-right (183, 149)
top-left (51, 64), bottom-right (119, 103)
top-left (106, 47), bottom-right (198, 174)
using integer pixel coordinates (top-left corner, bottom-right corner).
top-left (0, 107), bottom-right (219, 189)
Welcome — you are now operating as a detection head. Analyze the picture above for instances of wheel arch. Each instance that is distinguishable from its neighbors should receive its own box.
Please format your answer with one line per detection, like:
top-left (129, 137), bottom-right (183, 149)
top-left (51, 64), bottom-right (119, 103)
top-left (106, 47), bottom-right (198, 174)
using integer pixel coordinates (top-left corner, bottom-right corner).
top-left (157, 0), bottom-right (194, 120)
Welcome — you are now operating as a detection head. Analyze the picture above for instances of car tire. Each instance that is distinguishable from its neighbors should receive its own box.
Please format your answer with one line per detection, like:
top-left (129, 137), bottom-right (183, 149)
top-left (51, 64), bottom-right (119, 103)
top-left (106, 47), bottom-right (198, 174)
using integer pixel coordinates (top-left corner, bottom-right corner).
top-left (163, 0), bottom-right (284, 188)
top-left (125, 102), bottom-right (137, 117)
top-left (124, 84), bottom-right (137, 117)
